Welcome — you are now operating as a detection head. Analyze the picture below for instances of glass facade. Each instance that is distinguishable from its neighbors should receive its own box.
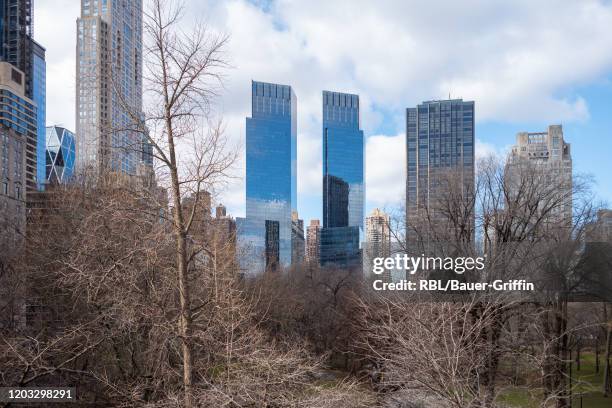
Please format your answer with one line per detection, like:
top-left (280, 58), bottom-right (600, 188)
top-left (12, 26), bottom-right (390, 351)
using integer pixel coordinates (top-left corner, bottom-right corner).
top-left (406, 99), bottom-right (475, 248)
top-left (0, 65), bottom-right (37, 191)
top-left (320, 226), bottom-right (361, 268)
top-left (238, 81), bottom-right (297, 275)
top-left (45, 126), bottom-right (75, 184)
top-left (320, 91), bottom-right (364, 267)
top-left (32, 41), bottom-right (45, 190)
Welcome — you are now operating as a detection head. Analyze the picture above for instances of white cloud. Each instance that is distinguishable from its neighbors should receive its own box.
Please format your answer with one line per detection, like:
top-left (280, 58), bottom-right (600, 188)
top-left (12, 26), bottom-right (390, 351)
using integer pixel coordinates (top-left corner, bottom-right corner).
top-left (36, 0), bottom-right (79, 130)
top-left (36, 0), bottom-right (612, 221)
top-left (366, 134), bottom-right (405, 209)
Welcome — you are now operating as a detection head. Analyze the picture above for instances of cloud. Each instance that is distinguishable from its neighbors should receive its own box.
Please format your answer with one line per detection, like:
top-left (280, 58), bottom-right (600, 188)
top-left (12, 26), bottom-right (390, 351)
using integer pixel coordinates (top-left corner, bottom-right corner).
top-left (36, 0), bottom-right (79, 130)
top-left (366, 134), bottom-right (405, 209)
top-left (36, 0), bottom-right (612, 221)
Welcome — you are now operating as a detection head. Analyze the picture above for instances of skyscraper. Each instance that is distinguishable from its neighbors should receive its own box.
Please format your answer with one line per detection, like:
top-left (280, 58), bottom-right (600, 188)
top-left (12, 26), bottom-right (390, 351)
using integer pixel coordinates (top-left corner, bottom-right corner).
top-left (237, 81), bottom-right (297, 274)
top-left (76, 0), bottom-right (147, 176)
top-left (291, 211), bottom-right (305, 265)
top-left (0, 1), bottom-right (45, 192)
top-left (405, 99), bottom-right (475, 249)
top-left (0, 62), bottom-right (29, 253)
top-left (306, 219), bottom-right (321, 265)
top-left (320, 90), bottom-right (364, 268)
top-left (364, 208), bottom-right (391, 278)
top-left (32, 40), bottom-right (45, 190)
top-left (507, 125), bottom-right (572, 226)
top-left (0, 0), bottom-right (33, 97)
top-left (365, 208), bottom-right (391, 256)
top-left (45, 126), bottom-right (75, 184)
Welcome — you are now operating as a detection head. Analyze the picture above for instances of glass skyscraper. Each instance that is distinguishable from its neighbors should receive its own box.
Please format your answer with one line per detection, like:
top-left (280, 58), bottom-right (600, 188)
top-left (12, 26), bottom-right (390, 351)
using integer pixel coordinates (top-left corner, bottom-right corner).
top-left (237, 81), bottom-right (297, 275)
top-left (405, 99), bottom-right (475, 249)
top-left (45, 126), bottom-right (75, 184)
top-left (320, 91), bottom-right (364, 268)
top-left (32, 40), bottom-right (45, 190)
top-left (0, 1), bottom-right (45, 193)
top-left (76, 0), bottom-right (148, 176)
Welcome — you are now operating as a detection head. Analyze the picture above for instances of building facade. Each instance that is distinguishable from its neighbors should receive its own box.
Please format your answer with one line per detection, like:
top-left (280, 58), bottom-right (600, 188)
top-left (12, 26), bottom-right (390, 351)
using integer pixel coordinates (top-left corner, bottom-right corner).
top-left (76, 0), bottom-right (147, 176)
top-left (0, 0), bottom-right (34, 98)
top-left (32, 40), bottom-right (44, 190)
top-left (291, 211), bottom-right (305, 265)
top-left (0, 1), bottom-right (44, 193)
top-left (320, 90), bottom-right (364, 268)
top-left (507, 125), bottom-right (572, 227)
top-left (237, 81), bottom-right (297, 274)
top-left (0, 123), bottom-right (26, 254)
top-left (405, 99), bottom-right (475, 250)
top-left (306, 219), bottom-right (321, 265)
top-left (45, 126), bottom-right (75, 185)
top-left (364, 208), bottom-right (391, 278)
top-left (0, 62), bottom-right (35, 192)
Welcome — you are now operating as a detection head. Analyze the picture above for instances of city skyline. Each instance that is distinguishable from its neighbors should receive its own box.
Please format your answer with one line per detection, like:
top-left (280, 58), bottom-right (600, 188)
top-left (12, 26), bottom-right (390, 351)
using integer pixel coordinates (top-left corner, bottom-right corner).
top-left (37, 0), bottom-right (612, 227)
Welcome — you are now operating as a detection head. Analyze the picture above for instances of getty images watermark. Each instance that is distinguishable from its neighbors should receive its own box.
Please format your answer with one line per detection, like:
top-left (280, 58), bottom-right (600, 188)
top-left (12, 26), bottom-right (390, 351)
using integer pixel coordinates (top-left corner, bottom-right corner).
top-left (370, 254), bottom-right (534, 292)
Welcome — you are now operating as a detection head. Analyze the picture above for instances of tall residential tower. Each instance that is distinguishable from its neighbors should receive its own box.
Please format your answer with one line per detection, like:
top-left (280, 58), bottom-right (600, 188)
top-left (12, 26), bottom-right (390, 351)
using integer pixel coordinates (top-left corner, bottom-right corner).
top-left (406, 99), bottom-right (475, 250)
top-left (76, 0), bottom-right (147, 176)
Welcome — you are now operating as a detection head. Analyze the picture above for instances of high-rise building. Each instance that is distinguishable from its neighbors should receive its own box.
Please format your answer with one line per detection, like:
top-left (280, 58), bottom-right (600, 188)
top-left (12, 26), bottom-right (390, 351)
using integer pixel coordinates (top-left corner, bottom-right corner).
top-left (0, 62), bottom-right (34, 188)
top-left (0, 121), bottom-right (26, 254)
top-left (320, 91), bottom-right (364, 268)
top-left (76, 0), bottom-right (147, 176)
top-left (365, 208), bottom-right (391, 256)
top-left (45, 126), bottom-right (75, 185)
top-left (291, 210), bottom-right (305, 265)
top-left (306, 219), bottom-right (321, 265)
top-left (0, 0), bottom-right (33, 97)
top-left (364, 208), bottom-right (391, 278)
top-left (32, 40), bottom-right (45, 190)
top-left (0, 1), bottom-right (45, 193)
top-left (586, 209), bottom-right (612, 242)
top-left (405, 99), bottom-right (475, 250)
top-left (213, 204), bottom-right (237, 261)
top-left (507, 125), bottom-right (572, 227)
top-left (237, 81), bottom-right (297, 275)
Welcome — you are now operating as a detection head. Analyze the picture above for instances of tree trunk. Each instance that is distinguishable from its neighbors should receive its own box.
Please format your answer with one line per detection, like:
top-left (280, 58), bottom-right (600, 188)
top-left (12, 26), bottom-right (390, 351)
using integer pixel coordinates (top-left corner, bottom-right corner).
top-left (167, 115), bottom-right (193, 408)
top-left (604, 322), bottom-right (612, 397)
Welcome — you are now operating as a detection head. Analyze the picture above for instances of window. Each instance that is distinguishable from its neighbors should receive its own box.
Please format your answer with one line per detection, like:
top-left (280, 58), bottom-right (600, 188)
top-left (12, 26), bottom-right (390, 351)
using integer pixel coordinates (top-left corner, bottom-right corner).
top-left (2, 181), bottom-right (7, 195)
top-left (11, 69), bottom-right (22, 85)
top-left (15, 184), bottom-right (21, 200)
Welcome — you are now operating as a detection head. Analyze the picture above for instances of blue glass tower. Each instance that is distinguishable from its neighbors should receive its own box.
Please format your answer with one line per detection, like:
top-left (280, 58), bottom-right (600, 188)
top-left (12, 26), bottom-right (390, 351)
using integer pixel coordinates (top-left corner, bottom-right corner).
top-left (320, 91), bottom-right (364, 268)
top-left (238, 81), bottom-right (297, 274)
top-left (32, 41), bottom-right (46, 190)
top-left (45, 126), bottom-right (75, 184)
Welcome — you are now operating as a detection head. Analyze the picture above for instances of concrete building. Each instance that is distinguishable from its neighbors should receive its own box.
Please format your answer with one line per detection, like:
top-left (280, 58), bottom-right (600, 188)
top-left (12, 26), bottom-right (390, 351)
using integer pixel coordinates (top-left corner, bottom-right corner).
top-left (364, 208), bottom-right (391, 278)
top-left (507, 125), bottom-right (572, 228)
top-left (365, 208), bottom-right (390, 256)
top-left (0, 62), bottom-right (32, 254)
top-left (306, 219), bottom-right (321, 265)
top-left (0, 123), bottom-right (26, 255)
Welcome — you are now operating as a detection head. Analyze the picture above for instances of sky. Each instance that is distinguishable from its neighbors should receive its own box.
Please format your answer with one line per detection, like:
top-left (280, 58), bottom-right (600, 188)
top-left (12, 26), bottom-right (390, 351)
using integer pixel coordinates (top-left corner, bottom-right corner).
top-left (38, 0), bottom-right (612, 225)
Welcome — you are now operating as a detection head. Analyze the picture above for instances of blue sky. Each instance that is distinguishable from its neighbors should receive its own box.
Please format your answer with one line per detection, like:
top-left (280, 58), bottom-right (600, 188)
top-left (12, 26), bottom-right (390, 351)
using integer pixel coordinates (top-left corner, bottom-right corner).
top-left (38, 0), bottom-right (612, 225)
